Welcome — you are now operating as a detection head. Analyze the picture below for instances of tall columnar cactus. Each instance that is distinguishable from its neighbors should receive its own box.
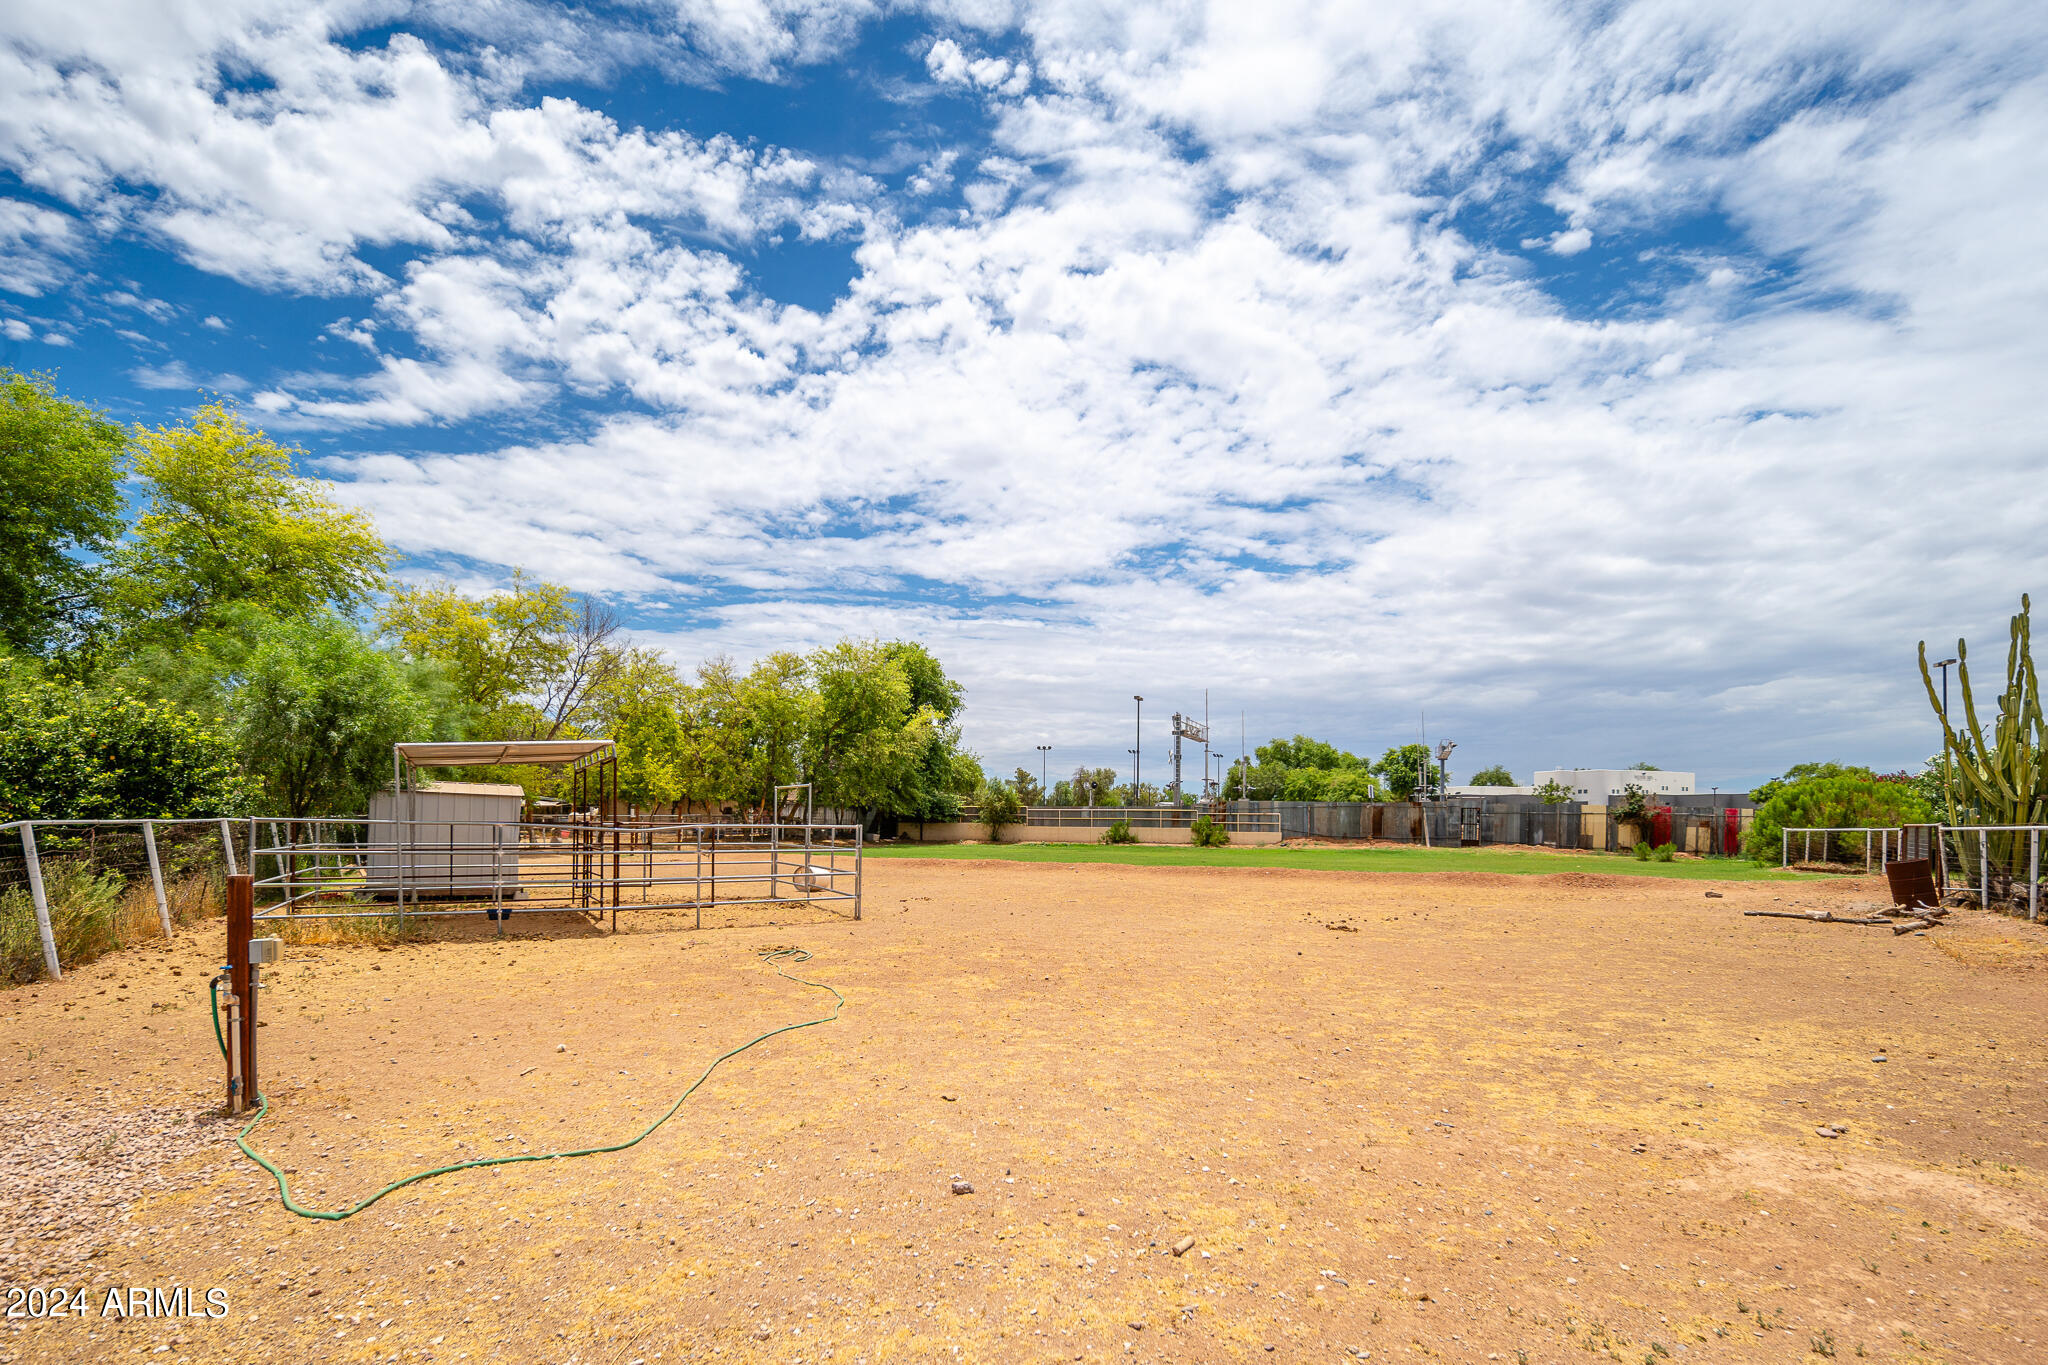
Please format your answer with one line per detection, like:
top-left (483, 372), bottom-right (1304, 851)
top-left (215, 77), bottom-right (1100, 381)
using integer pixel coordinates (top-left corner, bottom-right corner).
top-left (1919, 594), bottom-right (2047, 899)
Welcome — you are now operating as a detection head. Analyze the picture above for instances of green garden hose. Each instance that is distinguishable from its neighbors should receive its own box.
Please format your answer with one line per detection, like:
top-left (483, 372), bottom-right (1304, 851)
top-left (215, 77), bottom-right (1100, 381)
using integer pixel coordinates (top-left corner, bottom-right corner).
top-left (207, 946), bottom-right (842, 1221)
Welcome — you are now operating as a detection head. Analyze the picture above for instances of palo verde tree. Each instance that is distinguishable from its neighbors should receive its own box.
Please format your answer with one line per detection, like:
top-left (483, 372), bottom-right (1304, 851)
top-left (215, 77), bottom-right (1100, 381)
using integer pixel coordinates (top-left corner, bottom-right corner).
top-left (1467, 765), bottom-right (1517, 786)
top-left (379, 571), bottom-right (622, 741)
top-left (105, 401), bottom-right (390, 640)
top-left (0, 370), bottom-right (127, 655)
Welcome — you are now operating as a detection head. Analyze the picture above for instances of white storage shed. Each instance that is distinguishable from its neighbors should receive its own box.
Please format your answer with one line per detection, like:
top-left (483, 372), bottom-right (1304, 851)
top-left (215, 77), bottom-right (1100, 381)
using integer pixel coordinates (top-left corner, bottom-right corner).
top-left (368, 781), bottom-right (525, 900)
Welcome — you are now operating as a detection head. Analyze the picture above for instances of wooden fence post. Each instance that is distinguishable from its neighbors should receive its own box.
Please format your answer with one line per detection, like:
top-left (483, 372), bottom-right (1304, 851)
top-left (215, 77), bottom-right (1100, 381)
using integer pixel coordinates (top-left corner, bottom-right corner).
top-left (226, 874), bottom-right (256, 1109)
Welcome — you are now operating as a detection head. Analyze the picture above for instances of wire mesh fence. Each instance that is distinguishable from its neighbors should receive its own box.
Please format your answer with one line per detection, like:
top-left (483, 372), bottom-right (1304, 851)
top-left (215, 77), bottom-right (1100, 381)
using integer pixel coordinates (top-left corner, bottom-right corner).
top-left (1935, 825), bottom-right (2044, 920)
top-left (2, 818), bottom-right (248, 981)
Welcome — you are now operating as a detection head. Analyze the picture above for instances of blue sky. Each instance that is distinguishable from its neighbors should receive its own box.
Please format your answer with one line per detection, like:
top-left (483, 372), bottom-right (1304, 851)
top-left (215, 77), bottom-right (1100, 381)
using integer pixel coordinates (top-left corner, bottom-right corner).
top-left (5, 1), bottom-right (2046, 791)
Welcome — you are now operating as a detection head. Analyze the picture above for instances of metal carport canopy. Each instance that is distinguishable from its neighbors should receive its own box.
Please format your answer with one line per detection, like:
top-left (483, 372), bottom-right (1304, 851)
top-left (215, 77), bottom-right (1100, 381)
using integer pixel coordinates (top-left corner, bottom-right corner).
top-left (395, 739), bottom-right (614, 769)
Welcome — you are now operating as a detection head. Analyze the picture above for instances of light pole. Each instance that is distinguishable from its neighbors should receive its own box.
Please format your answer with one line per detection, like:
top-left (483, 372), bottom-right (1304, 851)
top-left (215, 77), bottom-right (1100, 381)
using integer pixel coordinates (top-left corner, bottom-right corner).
top-left (1036, 744), bottom-right (1052, 802)
top-left (1133, 695), bottom-right (1143, 803)
top-left (1935, 657), bottom-right (1958, 814)
top-left (1434, 740), bottom-right (1457, 803)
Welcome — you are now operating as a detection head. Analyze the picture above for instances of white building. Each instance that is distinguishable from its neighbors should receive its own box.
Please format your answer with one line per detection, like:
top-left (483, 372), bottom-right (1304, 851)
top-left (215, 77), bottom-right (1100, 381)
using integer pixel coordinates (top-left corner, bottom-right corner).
top-left (1533, 768), bottom-right (1695, 800)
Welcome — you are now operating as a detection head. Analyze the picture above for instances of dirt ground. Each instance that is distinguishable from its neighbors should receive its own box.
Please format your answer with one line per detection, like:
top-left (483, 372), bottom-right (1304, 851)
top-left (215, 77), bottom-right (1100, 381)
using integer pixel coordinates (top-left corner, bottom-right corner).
top-left (3, 861), bottom-right (2045, 1365)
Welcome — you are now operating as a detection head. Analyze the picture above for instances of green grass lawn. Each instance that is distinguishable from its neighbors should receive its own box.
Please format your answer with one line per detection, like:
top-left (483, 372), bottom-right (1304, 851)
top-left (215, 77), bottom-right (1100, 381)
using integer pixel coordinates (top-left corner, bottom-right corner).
top-left (865, 841), bottom-right (1815, 881)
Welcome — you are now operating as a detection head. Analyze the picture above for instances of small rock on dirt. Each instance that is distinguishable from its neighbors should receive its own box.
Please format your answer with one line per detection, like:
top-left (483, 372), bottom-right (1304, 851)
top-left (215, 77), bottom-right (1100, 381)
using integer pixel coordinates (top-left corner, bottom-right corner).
top-left (1127, 1321), bottom-right (1145, 1331)
top-left (1172, 1235), bottom-right (1196, 1257)
top-left (950, 1179), bottom-right (973, 1195)
top-left (1704, 891), bottom-right (1723, 898)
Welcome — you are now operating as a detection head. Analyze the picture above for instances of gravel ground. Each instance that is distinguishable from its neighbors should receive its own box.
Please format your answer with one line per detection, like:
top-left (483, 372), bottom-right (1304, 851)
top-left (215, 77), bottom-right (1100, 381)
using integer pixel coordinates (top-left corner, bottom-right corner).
top-left (0, 860), bottom-right (2044, 1364)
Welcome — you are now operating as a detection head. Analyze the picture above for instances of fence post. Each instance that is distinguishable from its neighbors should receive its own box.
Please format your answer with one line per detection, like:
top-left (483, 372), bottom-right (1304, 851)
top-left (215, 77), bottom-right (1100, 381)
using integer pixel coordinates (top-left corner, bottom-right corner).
top-left (218, 818), bottom-right (238, 876)
top-left (226, 874), bottom-right (255, 1112)
top-left (1781, 828), bottom-right (1788, 867)
top-left (19, 824), bottom-right (61, 981)
top-left (142, 820), bottom-right (172, 939)
top-left (2031, 829), bottom-right (2039, 923)
top-left (1980, 830), bottom-right (1990, 908)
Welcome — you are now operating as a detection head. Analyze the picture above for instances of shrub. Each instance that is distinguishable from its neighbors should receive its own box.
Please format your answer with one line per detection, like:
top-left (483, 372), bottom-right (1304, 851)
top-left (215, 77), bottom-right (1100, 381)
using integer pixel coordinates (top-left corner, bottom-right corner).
top-left (1652, 842), bottom-right (1676, 862)
top-left (1101, 818), bottom-right (1136, 845)
top-left (1614, 783), bottom-right (1655, 826)
top-left (2, 862), bottom-right (131, 983)
top-left (1191, 814), bottom-right (1230, 847)
top-left (0, 677), bottom-right (253, 821)
top-left (1632, 841), bottom-right (1652, 861)
top-left (1745, 773), bottom-right (1932, 864)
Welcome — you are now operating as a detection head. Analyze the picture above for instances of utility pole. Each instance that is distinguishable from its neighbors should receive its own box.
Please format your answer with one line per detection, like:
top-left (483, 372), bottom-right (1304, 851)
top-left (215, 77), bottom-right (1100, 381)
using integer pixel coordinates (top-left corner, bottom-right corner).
top-left (1036, 744), bottom-right (1051, 801)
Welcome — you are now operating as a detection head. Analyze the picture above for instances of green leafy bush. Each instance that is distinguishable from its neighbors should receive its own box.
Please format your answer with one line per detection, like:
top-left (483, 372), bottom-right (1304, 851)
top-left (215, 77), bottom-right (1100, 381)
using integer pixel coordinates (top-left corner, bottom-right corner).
top-left (0, 676), bottom-right (253, 821)
top-left (1653, 842), bottom-right (1676, 862)
top-left (1632, 841), bottom-right (1652, 861)
top-left (1745, 773), bottom-right (1932, 863)
top-left (1190, 814), bottom-right (1230, 847)
top-left (1101, 818), bottom-right (1136, 845)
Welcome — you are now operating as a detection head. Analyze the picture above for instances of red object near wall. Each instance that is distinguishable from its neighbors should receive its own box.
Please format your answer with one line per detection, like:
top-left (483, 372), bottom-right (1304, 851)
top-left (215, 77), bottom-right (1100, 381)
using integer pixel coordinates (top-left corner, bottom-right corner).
top-left (1651, 806), bottom-right (1672, 847)
top-left (1723, 808), bottom-right (1740, 855)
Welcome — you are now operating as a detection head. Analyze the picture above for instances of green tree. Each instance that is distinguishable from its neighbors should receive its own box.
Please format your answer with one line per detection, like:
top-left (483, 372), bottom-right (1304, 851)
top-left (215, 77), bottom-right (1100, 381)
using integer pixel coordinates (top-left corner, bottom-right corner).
top-left (379, 572), bottom-right (621, 739)
top-left (105, 401), bottom-right (390, 637)
top-left (1257, 735), bottom-right (1354, 770)
top-left (1320, 768), bottom-right (1382, 802)
top-left (808, 639), bottom-right (935, 816)
top-left (977, 778), bottom-right (1024, 840)
top-left (1010, 766), bottom-right (1045, 806)
top-left (1629, 761), bottom-right (1662, 771)
top-left (1746, 773), bottom-right (1932, 864)
top-left (0, 370), bottom-right (127, 655)
top-left (1535, 779), bottom-right (1574, 805)
top-left (228, 613), bottom-right (458, 819)
top-left (1374, 743), bottom-right (1432, 800)
top-left (1749, 762), bottom-right (1876, 806)
top-left (585, 649), bottom-right (692, 810)
top-left (740, 651), bottom-right (817, 814)
top-left (1067, 766), bottom-right (1122, 806)
top-left (1280, 767), bottom-right (1331, 801)
top-left (1467, 765), bottom-right (1517, 786)
top-left (0, 668), bottom-right (254, 820)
